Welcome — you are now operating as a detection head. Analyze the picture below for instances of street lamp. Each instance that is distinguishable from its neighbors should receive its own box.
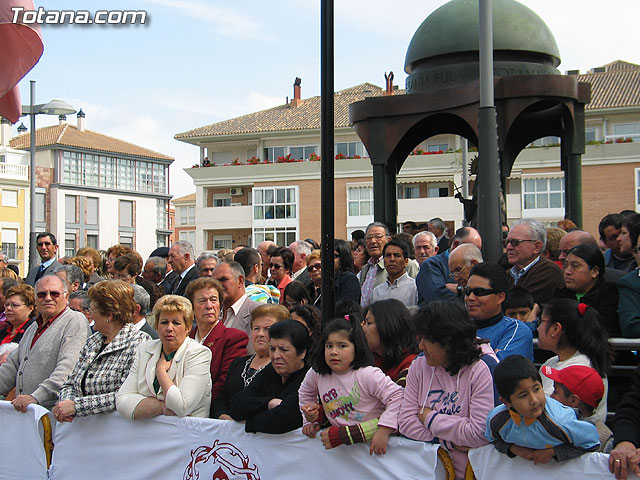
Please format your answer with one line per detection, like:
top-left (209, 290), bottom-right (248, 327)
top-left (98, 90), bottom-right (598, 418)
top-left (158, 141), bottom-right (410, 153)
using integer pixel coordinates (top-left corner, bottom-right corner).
top-left (22, 80), bottom-right (75, 270)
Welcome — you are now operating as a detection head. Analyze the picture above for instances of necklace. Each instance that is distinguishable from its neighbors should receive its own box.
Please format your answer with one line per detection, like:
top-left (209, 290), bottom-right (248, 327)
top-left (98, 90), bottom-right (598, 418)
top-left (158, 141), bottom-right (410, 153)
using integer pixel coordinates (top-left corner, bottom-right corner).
top-left (241, 354), bottom-right (268, 387)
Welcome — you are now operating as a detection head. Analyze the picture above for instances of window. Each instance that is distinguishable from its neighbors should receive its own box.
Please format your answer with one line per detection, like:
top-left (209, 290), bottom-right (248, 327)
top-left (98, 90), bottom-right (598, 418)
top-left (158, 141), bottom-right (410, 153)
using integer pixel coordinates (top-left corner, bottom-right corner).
top-left (252, 227), bottom-right (296, 247)
top-left (62, 151), bottom-right (81, 184)
top-left (613, 123), bottom-right (640, 141)
top-left (181, 230), bottom-right (196, 246)
top-left (289, 146), bottom-right (318, 160)
top-left (179, 206), bottom-right (195, 225)
top-left (87, 197), bottom-right (98, 224)
top-left (264, 147), bottom-right (286, 163)
top-left (35, 192), bottom-right (46, 222)
top-left (336, 142), bottom-right (366, 158)
top-left (119, 200), bottom-right (133, 227)
top-left (253, 187), bottom-right (296, 220)
top-left (523, 177), bottom-right (564, 212)
top-left (83, 154), bottom-right (99, 187)
top-left (347, 186), bottom-right (373, 216)
top-left (427, 183), bottom-right (449, 198)
top-left (119, 233), bottom-right (133, 247)
top-left (157, 233), bottom-right (169, 248)
top-left (65, 232), bottom-right (76, 258)
top-left (398, 184), bottom-right (419, 199)
top-left (530, 136), bottom-right (561, 147)
top-left (1, 229), bottom-right (17, 259)
top-left (66, 195), bottom-right (78, 223)
top-left (157, 199), bottom-right (168, 230)
top-left (137, 161), bottom-right (153, 192)
top-left (585, 128), bottom-right (597, 143)
top-left (87, 233), bottom-right (99, 249)
top-left (213, 194), bottom-right (232, 207)
top-left (101, 156), bottom-right (117, 189)
top-left (1, 189), bottom-right (17, 207)
top-left (118, 159), bottom-right (135, 191)
top-left (153, 163), bottom-right (167, 193)
top-left (427, 143), bottom-right (448, 152)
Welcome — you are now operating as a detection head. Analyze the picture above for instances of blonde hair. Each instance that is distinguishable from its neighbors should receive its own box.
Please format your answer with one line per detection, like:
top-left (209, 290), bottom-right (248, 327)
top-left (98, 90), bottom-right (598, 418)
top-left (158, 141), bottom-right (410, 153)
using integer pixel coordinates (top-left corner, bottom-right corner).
top-left (251, 303), bottom-right (290, 326)
top-left (306, 249), bottom-right (321, 266)
top-left (153, 294), bottom-right (194, 329)
top-left (0, 268), bottom-right (19, 280)
top-left (64, 256), bottom-right (92, 283)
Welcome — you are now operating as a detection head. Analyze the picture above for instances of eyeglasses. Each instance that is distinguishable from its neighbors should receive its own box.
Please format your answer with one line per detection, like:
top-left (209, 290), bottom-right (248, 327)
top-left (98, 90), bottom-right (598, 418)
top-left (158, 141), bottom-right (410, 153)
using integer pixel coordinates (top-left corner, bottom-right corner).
top-left (36, 290), bottom-right (62, 299)
top-left (4, 302), bottom-right (26, 309)
top-left (308, 263), bottom-right (322, 272)
top-left (633, 246), bottom-right (640, 254)
top-left (505, 239), bottom-right (537, 247)
top-left (269, 263), bottom-right (283, 270)
top-left (450, 265), bottom-right (468, 276)
top-left (463, 287), bottom-right (498, 297)
top-left (365, 234), bottom-right (387, 241)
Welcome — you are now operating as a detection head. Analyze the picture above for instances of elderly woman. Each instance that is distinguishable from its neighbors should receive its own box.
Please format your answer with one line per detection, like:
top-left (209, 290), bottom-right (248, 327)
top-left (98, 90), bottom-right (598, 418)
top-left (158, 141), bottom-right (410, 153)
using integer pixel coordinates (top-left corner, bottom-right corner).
top-left (53, 281), bottom-right (150, 421)
top-left (184, 277), bottom-right (248, 412)
top-left (116, 295), bottom-right (212, 419)
top-left (212, 303), bottom-right (290, 419)
top-left (230, 319), bottom-right (310, 433)
top-left (267, 247), bottom-right (294, 302)
top-left (0, 285), bottom-right (36, 345)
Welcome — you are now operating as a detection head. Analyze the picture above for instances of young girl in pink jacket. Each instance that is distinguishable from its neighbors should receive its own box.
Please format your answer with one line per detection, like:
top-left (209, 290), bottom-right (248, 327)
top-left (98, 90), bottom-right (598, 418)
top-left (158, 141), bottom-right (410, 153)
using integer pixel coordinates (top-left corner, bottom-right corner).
top-left (398, 301), bottom-right (495, 479)
top-left (299, 315), bottom-right (404, 455)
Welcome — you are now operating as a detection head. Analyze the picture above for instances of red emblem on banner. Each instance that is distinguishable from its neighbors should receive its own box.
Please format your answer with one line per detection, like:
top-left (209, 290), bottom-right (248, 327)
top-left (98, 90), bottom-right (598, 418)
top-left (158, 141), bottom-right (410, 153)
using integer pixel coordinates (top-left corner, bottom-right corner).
top-left (183, 440), bottom-right (261, 480)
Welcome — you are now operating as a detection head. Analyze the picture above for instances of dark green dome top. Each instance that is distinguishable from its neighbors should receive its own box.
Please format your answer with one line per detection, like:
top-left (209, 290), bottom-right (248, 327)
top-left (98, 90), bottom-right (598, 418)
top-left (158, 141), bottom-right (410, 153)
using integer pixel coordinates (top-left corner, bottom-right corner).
top-left (405, 0), bottom-right (560, 78)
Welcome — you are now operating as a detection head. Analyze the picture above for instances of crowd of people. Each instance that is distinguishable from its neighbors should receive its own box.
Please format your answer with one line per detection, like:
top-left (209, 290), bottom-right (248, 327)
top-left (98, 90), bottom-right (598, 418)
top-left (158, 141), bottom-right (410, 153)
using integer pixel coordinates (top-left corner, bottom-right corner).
top-left (0, 211), bottom-right (639, 479)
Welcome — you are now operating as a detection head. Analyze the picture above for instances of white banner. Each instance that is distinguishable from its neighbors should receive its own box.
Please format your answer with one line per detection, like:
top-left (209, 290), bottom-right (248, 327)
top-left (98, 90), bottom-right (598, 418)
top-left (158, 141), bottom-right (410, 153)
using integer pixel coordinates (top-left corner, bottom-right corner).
top-left (50, 411), bottom-right (441, 480)
top-left (0, 400), bottom-right (54, 480)
top-left (469, 444), bottom-right (640, 480)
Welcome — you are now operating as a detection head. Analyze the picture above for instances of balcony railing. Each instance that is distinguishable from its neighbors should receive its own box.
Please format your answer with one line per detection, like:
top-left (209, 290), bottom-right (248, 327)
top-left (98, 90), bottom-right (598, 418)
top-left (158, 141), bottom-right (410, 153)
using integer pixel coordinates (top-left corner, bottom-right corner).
top-left (0, 163), bottom-right (28, 180)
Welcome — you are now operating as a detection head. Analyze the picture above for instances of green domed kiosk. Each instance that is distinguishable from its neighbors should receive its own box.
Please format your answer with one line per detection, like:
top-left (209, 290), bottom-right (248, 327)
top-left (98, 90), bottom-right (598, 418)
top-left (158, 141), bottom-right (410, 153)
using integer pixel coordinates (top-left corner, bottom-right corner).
top-left (350, 0), bottom-right (589, 247)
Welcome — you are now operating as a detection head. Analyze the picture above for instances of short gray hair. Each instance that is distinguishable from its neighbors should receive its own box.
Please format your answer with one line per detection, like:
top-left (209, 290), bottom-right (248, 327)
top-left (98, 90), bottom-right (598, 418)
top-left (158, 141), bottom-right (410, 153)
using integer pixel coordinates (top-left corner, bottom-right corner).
top-left (514, 218), bottom-right (547, 249)
top-left (196, 252), bottom-right (220, 271)
top-left (145, 256), bottom-right (167, 276)
top-left (51, 264), bottom-right (84, 287)
top-left (460, 244), bottom-right (483, 264)
top-left (428, 217), bottom-right (446, 232)
top-left (290, 240), bottom-right (312, 256)
top-left (37, 274), bottom-right (68, 294)
top-left (366, 222), bottom-right (390, 236)
top-left (413, 231), bottom-right (437, 249)
top-left (219, 261), bottom-right (245, 281)
top-left (131, 284), bottom-right (151, 316)
top-left (69, 290), bottom-right (90, 311)
top-left (172, 240), bottom-right (194, 258)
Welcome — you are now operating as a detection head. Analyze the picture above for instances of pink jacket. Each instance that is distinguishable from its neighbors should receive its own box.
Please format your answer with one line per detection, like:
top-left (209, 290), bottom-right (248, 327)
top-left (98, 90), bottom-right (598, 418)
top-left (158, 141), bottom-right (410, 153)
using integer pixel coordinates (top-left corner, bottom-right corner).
top-left (398, 356), bottom-right (494, 479)
top-left (298, 366), bottom-right (404, 429)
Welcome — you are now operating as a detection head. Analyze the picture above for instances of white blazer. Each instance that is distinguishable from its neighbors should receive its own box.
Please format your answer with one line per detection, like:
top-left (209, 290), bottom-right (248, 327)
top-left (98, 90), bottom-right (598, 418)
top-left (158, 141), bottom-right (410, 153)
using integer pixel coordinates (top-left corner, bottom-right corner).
top-left (116, 337), bottom-right (212, 419)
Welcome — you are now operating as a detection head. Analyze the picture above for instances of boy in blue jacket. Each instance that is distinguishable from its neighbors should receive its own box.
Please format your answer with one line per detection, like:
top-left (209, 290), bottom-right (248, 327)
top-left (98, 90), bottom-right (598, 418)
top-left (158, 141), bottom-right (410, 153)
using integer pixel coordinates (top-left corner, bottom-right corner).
top-left (485, 355), bottom-right (600, 464)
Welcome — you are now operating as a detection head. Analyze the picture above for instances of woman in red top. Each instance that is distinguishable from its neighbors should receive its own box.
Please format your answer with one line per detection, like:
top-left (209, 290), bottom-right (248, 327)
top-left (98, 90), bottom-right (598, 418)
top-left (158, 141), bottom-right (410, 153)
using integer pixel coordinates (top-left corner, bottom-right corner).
top-left (0, 284), bottom-right (35, 345)
top-left (267, 247), bottom-right (294, 304)
top-left (363, 298), bottom-right (419, 386)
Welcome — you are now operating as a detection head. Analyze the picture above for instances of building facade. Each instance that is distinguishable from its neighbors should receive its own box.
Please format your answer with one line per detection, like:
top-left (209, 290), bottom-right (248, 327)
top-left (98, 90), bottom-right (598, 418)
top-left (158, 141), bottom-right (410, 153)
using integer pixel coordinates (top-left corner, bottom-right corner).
top-left (175, 61), bottom-right (640, 250)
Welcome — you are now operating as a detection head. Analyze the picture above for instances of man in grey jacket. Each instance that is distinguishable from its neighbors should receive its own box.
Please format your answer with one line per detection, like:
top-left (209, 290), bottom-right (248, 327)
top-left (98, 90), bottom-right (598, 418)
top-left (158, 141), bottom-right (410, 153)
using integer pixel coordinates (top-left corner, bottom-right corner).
top-left (0, 275), bottom-right (90, 411)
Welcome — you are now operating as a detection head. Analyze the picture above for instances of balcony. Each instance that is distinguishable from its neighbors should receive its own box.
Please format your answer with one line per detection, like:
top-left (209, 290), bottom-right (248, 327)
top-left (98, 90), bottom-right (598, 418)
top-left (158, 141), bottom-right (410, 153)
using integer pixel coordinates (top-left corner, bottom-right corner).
top-left (197, 204), bottom-right (252, 230)
top-left (398, 196), bottom-right (465, 222)
top-left (0, 163), bottom-right (28, 182)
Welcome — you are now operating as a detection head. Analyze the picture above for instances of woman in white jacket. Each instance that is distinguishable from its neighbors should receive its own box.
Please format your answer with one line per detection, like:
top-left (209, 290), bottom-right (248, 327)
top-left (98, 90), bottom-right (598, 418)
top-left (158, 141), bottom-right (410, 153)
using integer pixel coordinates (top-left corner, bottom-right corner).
top-left (117, 295), bottom-right (212, 419)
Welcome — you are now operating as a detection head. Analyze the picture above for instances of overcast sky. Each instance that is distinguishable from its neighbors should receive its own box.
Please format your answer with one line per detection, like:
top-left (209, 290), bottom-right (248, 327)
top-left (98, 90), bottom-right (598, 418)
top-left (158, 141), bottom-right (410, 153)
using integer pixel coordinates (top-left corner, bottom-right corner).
top-left (14, 0), bottom-right (640, 198)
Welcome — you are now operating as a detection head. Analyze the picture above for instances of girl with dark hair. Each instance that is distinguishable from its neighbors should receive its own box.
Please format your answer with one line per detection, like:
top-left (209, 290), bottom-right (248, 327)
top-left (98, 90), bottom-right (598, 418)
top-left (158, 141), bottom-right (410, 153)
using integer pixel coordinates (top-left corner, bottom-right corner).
top-left (334, 239), bottom-right (361, 304)
top-left (363, 299), bottom-right (418, 386)
top-left (283, 281), bottom-right (313, 309)
top-left (398, 300), bottom-right (494, 480)
top-left (289, 304), bottom-right (322, 352)
top-left (554, 244), bottom-right (620, 335)
top-left (267, 247), bottom-right (294, 303)
top-left (299, 316), bottom-right (403, 455)
top-left (538, 298), bottom-right (614, 423)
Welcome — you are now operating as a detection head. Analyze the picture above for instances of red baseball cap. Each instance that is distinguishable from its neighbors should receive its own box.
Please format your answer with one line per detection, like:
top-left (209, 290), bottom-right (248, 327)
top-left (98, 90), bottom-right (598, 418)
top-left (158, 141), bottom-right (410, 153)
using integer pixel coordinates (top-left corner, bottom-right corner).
top-left (541, 365), bottom-right (604, 409)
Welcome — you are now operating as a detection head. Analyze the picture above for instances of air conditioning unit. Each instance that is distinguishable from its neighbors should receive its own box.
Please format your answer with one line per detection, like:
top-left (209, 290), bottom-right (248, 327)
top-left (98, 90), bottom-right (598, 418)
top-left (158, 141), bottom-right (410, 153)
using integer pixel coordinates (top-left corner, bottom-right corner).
top-left (230, 188), bottom-right (243, 196)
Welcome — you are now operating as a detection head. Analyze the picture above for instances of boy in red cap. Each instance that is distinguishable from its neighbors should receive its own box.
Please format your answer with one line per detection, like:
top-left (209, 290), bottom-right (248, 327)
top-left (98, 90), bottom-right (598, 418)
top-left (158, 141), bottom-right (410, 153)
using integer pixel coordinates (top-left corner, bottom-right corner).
top-left (542, 365), bottom-right (613, 452)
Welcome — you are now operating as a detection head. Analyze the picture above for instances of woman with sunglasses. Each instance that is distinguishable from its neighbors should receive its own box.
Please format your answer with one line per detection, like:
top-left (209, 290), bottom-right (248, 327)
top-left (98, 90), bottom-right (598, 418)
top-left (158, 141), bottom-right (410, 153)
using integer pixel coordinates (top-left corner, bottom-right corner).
top-left (306, 250), bottom-right (322, 307)
top-left (267, 247), bottom-right (294, 304)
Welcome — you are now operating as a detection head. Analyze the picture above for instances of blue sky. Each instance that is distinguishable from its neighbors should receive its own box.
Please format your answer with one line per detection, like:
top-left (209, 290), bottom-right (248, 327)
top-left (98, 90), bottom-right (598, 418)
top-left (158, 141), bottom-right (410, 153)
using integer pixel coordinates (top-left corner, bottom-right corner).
top-left (14, 0), bottom-right (640, 198)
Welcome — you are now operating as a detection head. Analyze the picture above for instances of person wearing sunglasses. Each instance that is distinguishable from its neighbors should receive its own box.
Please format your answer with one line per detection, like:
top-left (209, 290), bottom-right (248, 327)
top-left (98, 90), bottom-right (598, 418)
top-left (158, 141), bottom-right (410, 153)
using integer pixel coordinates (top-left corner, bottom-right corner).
top-left (464, 262), bottom-right (533, 361)
top-left (267, 247), bottom-right (294, 305)
top-left (0, 275), bottom-right (91, 412)
top-left (25, 232), bottom-right (61, 287)
top-left (505, 219), bottom-right (564, 305)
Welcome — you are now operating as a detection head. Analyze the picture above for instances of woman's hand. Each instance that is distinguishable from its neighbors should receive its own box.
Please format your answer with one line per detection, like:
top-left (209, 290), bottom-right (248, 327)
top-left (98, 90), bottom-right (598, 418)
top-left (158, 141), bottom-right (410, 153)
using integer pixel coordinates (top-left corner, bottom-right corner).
top-left (370, 426), bottom-right (394, 455)
top-left (418, 406), bottom-right (433, 424)
top-left (302, 423), bottom-right (321, 438)
top-left (53, 400), bottom-right (76, 422)
top-left (610, 442), bottom-right (640, 480)
top-left (162, 406), bottom-right (177, 416)
top-left (301, 402), bottom-right (322, 422)
top-left (267, 398), bottom-right (282, 409)
top-left (157, 355), bottom-right (172, 376)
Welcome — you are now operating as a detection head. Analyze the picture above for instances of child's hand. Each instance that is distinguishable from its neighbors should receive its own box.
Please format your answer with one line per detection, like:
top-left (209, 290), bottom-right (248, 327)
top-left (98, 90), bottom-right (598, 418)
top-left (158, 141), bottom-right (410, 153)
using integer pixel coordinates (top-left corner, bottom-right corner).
top-left (301, 403), bottom-right (322, 422)
top-left (369, 426), bottom-right (394, 455)
top-left (526, 447), bottom-right (555, 465)
top-left (302, 423), bottom-right (320, 438)
top-left (509, 444), bottom-right (535, 460)
top-left (525, 304), bottom-right (541, 323)
top-left (418, 407), bottom-right (433, 424)
top-left (320, 429), bottom-right (334, 449)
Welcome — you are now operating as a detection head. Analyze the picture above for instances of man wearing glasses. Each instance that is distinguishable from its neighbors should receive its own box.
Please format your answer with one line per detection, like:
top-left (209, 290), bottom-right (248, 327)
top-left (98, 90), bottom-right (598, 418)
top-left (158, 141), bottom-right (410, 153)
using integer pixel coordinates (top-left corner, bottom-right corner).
top-left (465, 262), bottom-right (533, 361)
top-left (25, 232), bottom-right (61, 287)
top-left (506, 219), bottom-right (564, 305)
top-left (0, 275), bottom-right (90, 412)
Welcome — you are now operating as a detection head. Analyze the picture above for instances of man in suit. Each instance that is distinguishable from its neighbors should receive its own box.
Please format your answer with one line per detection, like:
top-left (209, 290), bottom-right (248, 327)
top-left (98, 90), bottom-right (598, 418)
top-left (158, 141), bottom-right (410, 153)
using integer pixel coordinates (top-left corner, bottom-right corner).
top-left (26, 232), bottom-right (61, 286)
top-left (130, 285), bottom-right (159, 339)
top-left (143, 256), bottom-right (179, 295)
top-left (167, 241), bottom-right (198, 297)
top-left (213, 261), bottom-right (259, 348)
top-left (428, 217), bottom-right (450, 256)
top-left (288, 240), bottom-right (313, 287)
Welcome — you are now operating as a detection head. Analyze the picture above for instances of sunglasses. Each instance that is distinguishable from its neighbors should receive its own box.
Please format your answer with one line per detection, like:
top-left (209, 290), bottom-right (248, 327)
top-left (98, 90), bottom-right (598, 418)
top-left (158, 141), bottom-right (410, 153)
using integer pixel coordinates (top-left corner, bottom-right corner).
top-left (505, 239), bottom-right (537, 247)
top-left (307, 263), bottom-right (322, 272)
top-left (269, 263), bottom-right (283, 270)
top-left (36, 290), bottom-right (63, 299)
top-left (463, 287), bottom-right (498, 297)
